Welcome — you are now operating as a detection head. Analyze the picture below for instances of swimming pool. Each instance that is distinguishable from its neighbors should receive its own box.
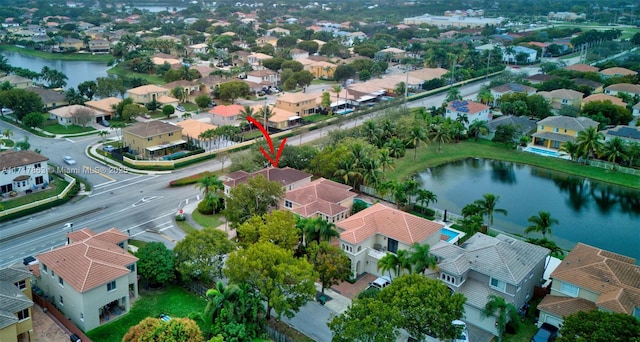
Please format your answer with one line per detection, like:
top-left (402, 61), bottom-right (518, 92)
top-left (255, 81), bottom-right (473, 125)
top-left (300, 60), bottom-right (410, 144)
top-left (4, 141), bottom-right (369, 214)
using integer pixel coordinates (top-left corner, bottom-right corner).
top-left (335, 108), bottom-right (354, 115)
top-left (441, 227), bottom-right (465, 244)
top-left (524, 146), bottom-right (560, 157)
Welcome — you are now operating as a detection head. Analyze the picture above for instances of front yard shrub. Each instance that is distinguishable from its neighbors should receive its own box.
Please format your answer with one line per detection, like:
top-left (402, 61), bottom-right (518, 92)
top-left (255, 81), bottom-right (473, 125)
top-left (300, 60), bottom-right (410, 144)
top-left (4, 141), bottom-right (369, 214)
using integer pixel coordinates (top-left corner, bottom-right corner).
top-left (169, 171), bottom-right (216, 187)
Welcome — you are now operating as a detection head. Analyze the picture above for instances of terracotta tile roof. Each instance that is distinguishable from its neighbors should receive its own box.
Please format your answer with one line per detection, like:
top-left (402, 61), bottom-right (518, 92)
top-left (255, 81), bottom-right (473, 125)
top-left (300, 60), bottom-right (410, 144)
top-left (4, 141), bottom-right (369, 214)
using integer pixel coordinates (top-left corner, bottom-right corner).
top-left (564, 64), bottom-right (599, 73)
top-left (337, 203), bottom-right (443, 245)
top-left (123, 120), bottom-right (182, 138)
top-left (176, 119), bottom-right (217, 139)
top-left (582, 94), bottom-right (626, 107)
top-left (209, 104), bottom-right (245, 117)
top-left (407, 67), bottom-right (449, 81)
top-left (223, 167), bottom-right (311, 188)
top-left (600, 67), bottom-right (637, 76)
top-left (127, 84), bottom-right (170, 95)
top-left (276, 92), bottom-right (319, 104)
top-left (547, 88), bottom-right (584, 100)
top-left (37, 228), bottom-right (137, 293)
top-left (446, 100), bottom-right (490, 114)
top-left (67, 228), bottom-right (96, 243)
top-left (85, 97), bottom-right (121, 113)
top-left (49, 104), bottom-right (101, 119)
top-left (605, 83), bottom-right (640, 95)
top-left (285, 178), bottom-right (356, 217)
top-left (0, 150), bottom-right (48, 169)
top-left (248, 69), bottom-right (277, 77)
top-left (537, 295), bottom-right (596, 318)
top-left (550, 243), bottom-right (640, 314)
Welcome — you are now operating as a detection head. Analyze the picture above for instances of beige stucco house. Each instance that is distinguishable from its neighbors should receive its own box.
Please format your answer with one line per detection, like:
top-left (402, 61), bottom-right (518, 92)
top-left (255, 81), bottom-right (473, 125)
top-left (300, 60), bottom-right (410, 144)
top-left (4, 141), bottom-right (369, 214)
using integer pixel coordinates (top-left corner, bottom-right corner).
top-left (126, 85), bottom-right (177, 105)
top-left (48, 105), bottom-right (105, 126)
top-left (35, 228), bottom-right (138, 332)
top-left (283, 178), bottom-right (357, 223)
top-left (122, 121), bottom-right (185, 159)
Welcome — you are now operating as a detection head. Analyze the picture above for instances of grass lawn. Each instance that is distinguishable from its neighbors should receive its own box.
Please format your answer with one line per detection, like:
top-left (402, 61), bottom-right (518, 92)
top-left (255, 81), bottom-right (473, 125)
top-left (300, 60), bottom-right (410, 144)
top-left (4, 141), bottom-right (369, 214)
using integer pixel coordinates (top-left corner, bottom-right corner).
top-left (0, 45), bottom-right (114, 62)
top-left (303, 114), bottom-right (331, 123)
top-left (107, 64), bottom-right (165, 84)
top-left (503, 320), bottom-right (539, 342)
top-left (175, 218), bottom-right (199, 234)
top-left (241, 130), bottom-right (265, 140)
top-left (1, 176), bottom-right (68, 210)
top-left (42, 124), bottom-right (96, 134)
top-left (169, 171), bottom-right (217, 187)
top-left (192, 211), bottom-right (223, 228)
top-left (127, 239), bottom-right (148, 249)
top-left (1, 138), bottom-right (14, 147)
top-left (387, 140), bottom-right (640, 189)
top-left (86, 285), bottom-right (207, 342)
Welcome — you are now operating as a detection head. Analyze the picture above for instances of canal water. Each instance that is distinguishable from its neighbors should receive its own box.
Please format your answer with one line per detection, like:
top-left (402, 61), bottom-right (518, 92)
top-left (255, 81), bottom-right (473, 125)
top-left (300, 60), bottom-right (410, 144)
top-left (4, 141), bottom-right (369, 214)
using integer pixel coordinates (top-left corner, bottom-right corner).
top-left (417, 158), bottom-right (640, 261)
top-left (1, 50), bottom-right (110, 90)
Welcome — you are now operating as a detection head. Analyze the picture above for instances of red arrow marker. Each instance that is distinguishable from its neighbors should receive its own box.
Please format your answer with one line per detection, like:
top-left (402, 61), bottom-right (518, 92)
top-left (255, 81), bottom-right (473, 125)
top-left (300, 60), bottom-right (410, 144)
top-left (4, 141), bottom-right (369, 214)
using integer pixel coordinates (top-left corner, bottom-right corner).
top-left (246, 116), bottom-right (287, 167)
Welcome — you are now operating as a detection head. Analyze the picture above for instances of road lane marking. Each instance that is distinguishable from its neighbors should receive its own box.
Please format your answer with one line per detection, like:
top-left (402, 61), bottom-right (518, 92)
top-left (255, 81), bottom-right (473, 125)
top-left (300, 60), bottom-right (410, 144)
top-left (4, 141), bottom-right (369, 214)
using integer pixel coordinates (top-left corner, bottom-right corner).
top-left (65, 138), bottom-right (76, 143)
top-left (89, 175), bottom-right (159, 197)
top-left (83, 165), bottom-right (116, 181)
top-left (93, 180), bottom-right (117, 188)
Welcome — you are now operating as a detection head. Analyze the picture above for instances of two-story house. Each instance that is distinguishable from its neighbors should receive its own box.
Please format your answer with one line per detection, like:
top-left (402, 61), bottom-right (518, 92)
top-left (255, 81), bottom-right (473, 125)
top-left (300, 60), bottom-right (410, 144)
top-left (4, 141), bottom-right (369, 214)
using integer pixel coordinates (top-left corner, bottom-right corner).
top-left (283, 178), bottom-right (357, 223)
top-left (58, 37), bottom-right (84, 52)
top-left (537, 89), bottom-right (583, 110)
top-left (445, 100), bottom-right (491, 128)
top-left (531, 116), bottom-right (599, 150)
top-left (126, 85), bottom-right (177, 106)
top-left (537, 243), bottom-right (640, 328)
top-left (0, 266), bottom-right (35, 342)
top-left (305, 61), bottom-right (336, 79)
top-left (246, 70), bottom-right (278, 87)
top-left (25, 87), bottom-right (67, 109)
top-left (122, 121), bottom-right (185, 159)
top-left (604, 83), bottom-right (640, 97)
top-left (221, 167), bottom-right (312, 196)
top-left (337, 203), bottom-right (444, 278)
top-left (247, 53), bottom-right (273, 69)
top-left (599, 67), bottom-right (638, 79)
top-left (209, 104), bottom-right (245, 127)
top-left (87, 39), bottom-right (110, 53)
top-left (35, 228), bottom-right (138, 332)
top-left (274, 92), bottom-right (319, 118)
top-left (489, 83), bottom-right (537, 106)
top-left (430, 233), bottom-right (550, 337)
top-left (0, 150), bottom-right (49, 195)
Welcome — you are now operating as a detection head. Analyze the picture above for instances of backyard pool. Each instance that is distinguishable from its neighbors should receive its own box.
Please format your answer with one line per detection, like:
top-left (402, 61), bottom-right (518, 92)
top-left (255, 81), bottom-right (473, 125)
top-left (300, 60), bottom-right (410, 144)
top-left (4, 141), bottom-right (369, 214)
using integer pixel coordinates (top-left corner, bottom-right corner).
top-left (523, 146), bottom-right (561, 157)
top-left (335, 108), bottom-right (354, 115)
top-left (441, 227), bottom-right (465, 244)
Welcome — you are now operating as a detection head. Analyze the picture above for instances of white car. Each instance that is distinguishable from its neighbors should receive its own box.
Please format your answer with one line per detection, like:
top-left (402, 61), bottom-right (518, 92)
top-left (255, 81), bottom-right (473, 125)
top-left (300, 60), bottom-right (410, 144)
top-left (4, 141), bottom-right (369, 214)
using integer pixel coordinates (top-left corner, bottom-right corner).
top-left (366, 276), bottom-right (392, 290)
top-left (63, 156), bottom-right (77, 165)
top-left (452, 320), bottom-right (469, 342)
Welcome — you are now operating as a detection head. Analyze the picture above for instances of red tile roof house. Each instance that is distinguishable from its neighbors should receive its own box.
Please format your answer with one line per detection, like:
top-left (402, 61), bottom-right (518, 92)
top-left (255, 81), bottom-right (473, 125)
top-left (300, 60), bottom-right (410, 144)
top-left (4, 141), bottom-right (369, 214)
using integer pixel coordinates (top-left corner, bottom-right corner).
top-left (336, 203), bottom-right (444, 278)
top-left (34, 228), bottom-right (138, 332)
top-left (220, 167), bottom-right (312, 196)
top-left (209, 104), bottom-right (245, 127)
top-left (283, 178), bottom-right (357, 224)
top-left (537, 243), bottom-right (640, 329)
top-left (430, 233), bottom-right (550, 338)
top-left (445, 100), bottom-right (491, 128)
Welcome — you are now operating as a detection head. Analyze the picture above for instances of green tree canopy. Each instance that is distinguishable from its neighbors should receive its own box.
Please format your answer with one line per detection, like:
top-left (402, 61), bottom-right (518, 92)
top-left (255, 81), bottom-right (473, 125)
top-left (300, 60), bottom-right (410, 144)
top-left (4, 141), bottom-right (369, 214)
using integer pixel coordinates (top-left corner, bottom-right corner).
top-left (236, 210), bottom-right (300, 250)
top-left (558, 310), bottom-right (640, 342)
top-left (224, 242), bottom-right (317, 320)
top-left (0, 88), bottom-right (44, 121)
top-left (122, 317), bottom-right (204, 342)
top-left (136, 242), bottom-right (175, 287)
top-left (174, 227), bottom-right (235, 283)
top-left (218, 81), bottom-right (249, 104)
top-left (223, 175), bottom-right (285, 228)
top-left (328, 298), bottom-right (400, 342)
top-left (307, 241), bottom-right (351, 296)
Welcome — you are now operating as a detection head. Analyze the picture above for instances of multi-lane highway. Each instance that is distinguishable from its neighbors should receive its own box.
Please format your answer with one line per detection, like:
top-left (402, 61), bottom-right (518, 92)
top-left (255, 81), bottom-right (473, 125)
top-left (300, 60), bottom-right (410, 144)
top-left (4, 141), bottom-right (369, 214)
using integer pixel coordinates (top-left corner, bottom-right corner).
top-left (0, 76), bottom-right (511, 268)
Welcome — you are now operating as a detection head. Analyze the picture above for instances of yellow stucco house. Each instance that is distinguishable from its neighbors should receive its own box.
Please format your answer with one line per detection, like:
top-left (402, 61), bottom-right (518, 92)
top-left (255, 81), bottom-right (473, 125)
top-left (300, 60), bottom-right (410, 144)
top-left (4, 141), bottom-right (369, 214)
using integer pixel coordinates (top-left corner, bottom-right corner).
top-left (305, 61), bottom-right (336, 79)
top-left (274, 92), bottom-right (319, 117)
top-left (0, 266), bottom-right (35, 342)
top-left (126, 85), bottom-right (177, 105)
top-left (122, 121), bottom-right (185, 159)
top-left (531, 116), bottom-right (599, 150)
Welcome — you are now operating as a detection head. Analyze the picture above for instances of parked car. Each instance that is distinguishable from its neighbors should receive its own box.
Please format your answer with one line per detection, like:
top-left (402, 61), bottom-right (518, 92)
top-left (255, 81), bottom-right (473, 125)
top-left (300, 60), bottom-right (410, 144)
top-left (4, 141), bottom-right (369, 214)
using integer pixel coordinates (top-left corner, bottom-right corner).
top-left (99, 120), bottom-right (110, 127)
top-left (532, 323), bottom-right (559, 342)
top-left (22, 256), bottom-right (37, 265)
top-left (159, 313), bottom-right (171, 322)
top-left (366, 276), bottom-right (392, 290)
top-left (1, 107), bottom-right (13, 114)
top-left (63, 156), bottom-right (77, 165)
top-left (209, 100), bottom-right (217, 107)
top-left (452, 320), bottom-right (469, 342)
top-left (103, 145), bottom-right (116, 152)
top-left (176, 106), bottom-right (185, 111)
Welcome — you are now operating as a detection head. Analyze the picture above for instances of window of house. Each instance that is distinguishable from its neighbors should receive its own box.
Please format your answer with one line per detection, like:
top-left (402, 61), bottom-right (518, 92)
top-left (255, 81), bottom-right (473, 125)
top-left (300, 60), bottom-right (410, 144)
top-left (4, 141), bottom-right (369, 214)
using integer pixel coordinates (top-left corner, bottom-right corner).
top-left (107, 281), bottom-right (117, 292)
top-left (284, 200), bottom-right (292, 208)
top-left (553, 128), bottom-right (558, 133)
top-left (560, 281), bottom-right (579, 297)
top-left (168, 132), bottom-right (173, 136)
top-left (562, 99), bottom-right (568, 104)
top-left (59, 277), bottom-right (64, 287)
top-left (15, 280), bottom-right (26, 290)
top-left (127, 264), bottom-right (135, 272)
top-left (80, 313), bottom-right (84, 321)
top-left (43, 264), bottom-right (47, 274)
top-left (59, 296), bottom-right (64, 305)
top-left (539, 125), bottom-right (544, 130)
top-left (34, 163), bottom-right (41, 168)
top-left (35, 176), bottom-right (43, 185)
top-left (51, 270), bottom-right (55, 278)
top-left (490, 277), bottom-right (507, 292)
top-left (633, 307), bottom-right (640, 319)
top-left (17, 308), bottom-right (29, 320)
top-left (147, 137), bottom-right (153, 141)
top-left (387, 238), bottom-right (398, 253)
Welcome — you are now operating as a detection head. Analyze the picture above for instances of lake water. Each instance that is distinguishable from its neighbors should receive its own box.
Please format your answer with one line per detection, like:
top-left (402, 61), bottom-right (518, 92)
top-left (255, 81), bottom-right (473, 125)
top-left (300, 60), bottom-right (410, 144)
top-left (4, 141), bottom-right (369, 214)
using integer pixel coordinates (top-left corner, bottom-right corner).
top-left (417, 158), bottom-right (640, 261)
top-left (1, 50), bottom-right (110, 90)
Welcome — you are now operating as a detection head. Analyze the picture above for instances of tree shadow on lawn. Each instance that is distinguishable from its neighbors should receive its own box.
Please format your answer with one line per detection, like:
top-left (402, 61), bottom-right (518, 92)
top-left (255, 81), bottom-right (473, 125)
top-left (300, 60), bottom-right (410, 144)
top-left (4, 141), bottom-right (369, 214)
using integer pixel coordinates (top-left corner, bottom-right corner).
top-left (86, 284), bottom-right (206, 342)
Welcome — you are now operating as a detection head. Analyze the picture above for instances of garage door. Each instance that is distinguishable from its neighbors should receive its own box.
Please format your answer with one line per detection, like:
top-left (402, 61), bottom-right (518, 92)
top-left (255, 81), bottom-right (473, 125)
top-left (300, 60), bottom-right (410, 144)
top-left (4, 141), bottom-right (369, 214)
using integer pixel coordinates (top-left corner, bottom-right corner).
top-left (544, 315), bottom-right (563, 328)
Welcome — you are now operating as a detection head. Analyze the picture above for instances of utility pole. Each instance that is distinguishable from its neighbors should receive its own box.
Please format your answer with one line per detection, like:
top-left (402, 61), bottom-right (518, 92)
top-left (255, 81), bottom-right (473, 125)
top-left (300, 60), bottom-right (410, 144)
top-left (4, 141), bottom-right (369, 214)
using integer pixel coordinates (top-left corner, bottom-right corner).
top-left (404, 66), bottom-right (409, 109)
top-left (486, 49), bottom-right (491, 79)
top-left (263, 96), bottom-right (268, 133)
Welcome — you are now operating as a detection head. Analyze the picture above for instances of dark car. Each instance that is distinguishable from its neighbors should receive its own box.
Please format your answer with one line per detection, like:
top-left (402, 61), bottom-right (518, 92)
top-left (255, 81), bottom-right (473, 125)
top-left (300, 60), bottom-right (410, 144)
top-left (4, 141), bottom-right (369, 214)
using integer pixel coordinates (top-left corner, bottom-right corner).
top-left (531, 323), bottom-right (559, 342)
top-left (99, 120), bottom-right (110, 127)
top-left (23, 256), bottom-right (37, 265)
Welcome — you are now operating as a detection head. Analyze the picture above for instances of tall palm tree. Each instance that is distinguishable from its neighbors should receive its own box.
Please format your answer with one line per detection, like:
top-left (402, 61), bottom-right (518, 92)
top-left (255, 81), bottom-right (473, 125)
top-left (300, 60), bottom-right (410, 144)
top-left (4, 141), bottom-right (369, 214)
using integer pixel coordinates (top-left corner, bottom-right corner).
top-left (525, 211), bottom-right (559, 238)
top-left (560, 141), bottom-right (580, 161)
top-left (377, 253), bottom-right (399, 279)
top-left (3, 128), bottom-right (13, 139)
top-left (378, 148), bottom-right (395, 173)
top-left (467, 120), bottom-right (489, 141)
top-left (334, 158), bottom-right (362, 189)
top-left (238, 105), bottom-right (256, 130)
top-left (474, 193), bottom-right (508, 226)
top-left (316, 218), bottom-right (339, 243)
top-left (195, 175), bottom-right (223, 198)
top-left (409, 243), bottom-right (436, 274)
top-left (483, 295), bottom-right (520, 342)
top-left (110, 122), bottom-right (125, 141)
top-left (575, 126), bottom-right (604, 163)
top-left (599, 137), bottom-right (629, 166)
top-left (385, 137), bottom-right (406, 158)
top-left (416, 189), bottom-right (437, 212)
top-left (396, 249), bottom-right (413, 274)
top-left (455, 113), bottom-right (469, 127)
top-left (98, 131), bottom-right (108, 144)
top-left (445, 87), bottom-right (463, 102)
top-left (407, 125), bottom-right (428, 160)
top-left (430, 124), bottom-right (451, 152)
top-left (626, 141), bottom-right (640, 168)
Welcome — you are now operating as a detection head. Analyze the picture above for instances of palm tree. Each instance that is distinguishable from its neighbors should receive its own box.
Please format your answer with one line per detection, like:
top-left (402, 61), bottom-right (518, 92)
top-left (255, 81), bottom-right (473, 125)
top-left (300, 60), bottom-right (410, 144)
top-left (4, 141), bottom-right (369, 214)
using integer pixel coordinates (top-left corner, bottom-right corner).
top-left (525, 211), bottom-right (559, 238)
top-left (195, 175), bottom-right (223, 198)
top-left (575, 126), bottom-right (604, 163)
top-left (316, 218), bottom-right (339, 243)
top-left (445, 87), bottom-right (462, 102)
top-left (483, 295), bottom-right (520, 342)
top-left (455, 113), bottom-right (469, 127)
top-left (3, 128), bottom-right (13, 139)
top-left (430, 124), bottom-right (451, 152)
top-left (98, 131), bottom-right (108, 144)
top-left (474, 193), bottom-right (508, 227)
top-left (396, 249), bottom-right (413, 274)
top-left (525, 237), bottom-right (565, 259)
top-left (238, 105), bottom-right (256, 130)
top-left (377, 253), bottom-right (399, 279)
top-left (378, 149), bottom-right (395, 173)
top-left (467, 120), bottom-right (489, 141)
top-left (409, 243), bottom-right (436, 274)
top-left (334, 158), bottom-right (362, 189)
top-left (415, 189), bottom-right (437, 213)
top-left (407, 125), bottom-right (428, 160)
top-left (626, 141), bottom-right (640, 168)
top-left (560, 141), bottom-right (580, 161)
top-left (600, 137), bottom-right (629, 166)
top-left (504, 46), bottom-right (515, 64)
top-left (385, 137), bottom-right (406, 158)
top-left (110, 122), bottom-right (125, 141)
top-left (64, 88), bottom-right (85, 105)
top-left (477, 87), bottom-right (494, 105)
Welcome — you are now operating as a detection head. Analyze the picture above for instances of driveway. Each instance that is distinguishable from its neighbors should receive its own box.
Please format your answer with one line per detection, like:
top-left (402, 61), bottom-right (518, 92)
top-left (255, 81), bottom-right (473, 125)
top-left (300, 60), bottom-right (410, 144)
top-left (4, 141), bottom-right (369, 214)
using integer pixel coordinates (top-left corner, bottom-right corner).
top-left (32, 304), bottom-right (70, 342)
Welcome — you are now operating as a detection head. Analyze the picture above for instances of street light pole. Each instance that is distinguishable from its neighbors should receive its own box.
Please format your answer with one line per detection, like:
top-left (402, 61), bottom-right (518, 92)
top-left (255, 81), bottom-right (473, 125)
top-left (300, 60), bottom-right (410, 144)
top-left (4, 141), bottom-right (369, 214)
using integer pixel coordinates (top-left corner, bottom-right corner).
top-left (263, 96), bottom-right (268, 134)
top-left (404, 67), bottom-right (409, 109)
